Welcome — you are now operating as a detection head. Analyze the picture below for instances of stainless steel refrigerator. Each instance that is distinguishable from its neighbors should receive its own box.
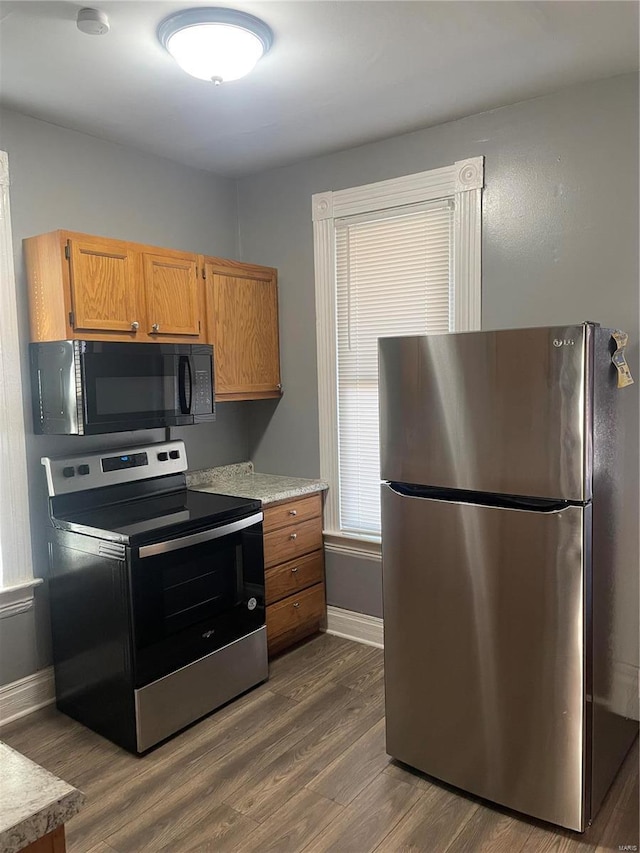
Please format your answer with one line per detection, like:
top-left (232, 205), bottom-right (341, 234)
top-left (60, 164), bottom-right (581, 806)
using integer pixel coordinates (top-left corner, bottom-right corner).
top-left (379, 323), bottom-right (638, 832)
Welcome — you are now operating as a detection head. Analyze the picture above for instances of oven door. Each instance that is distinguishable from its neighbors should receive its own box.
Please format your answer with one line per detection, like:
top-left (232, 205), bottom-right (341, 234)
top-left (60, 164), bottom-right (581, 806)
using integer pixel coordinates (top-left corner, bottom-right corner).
top-left (130, 512), bottom-right (265, 687)
top-left (80, 340), bottom-right (211, 433)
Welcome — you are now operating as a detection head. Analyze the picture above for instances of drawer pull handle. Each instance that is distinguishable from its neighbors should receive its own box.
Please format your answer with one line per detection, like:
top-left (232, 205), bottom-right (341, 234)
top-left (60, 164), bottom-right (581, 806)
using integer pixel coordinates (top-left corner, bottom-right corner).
top-left (289, 509), bottom-right (297, 516)
top-left (293, 602), bottom-right (300, 608)
top-left (291, 567), bottom-right (298, 574)
top-left (289, 533), bottom-right (297, 540)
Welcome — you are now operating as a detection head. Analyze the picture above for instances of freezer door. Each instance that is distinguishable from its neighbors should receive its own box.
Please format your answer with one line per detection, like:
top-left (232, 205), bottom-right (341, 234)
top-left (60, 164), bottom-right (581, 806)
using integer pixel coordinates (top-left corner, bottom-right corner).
top-left (382, 484), bottom-right (588, 831)
top-left (379, 325), bottom-right (590, 501)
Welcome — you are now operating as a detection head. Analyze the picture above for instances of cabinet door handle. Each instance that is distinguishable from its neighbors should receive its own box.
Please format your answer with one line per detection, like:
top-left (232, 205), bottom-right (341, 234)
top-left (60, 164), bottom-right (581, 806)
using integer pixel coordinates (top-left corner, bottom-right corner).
top-left (293, 602), bottom-right (300, 608)
top-left (289, 509), bottom-right (297, 516)
top-left (291, 567), bottom-right (298, 574)
top-left (151, 323), bottom-right (160, 333)
top-left (289, 533), bottom-right (297, 541)
top-left (131, 321), bottom-right (139, 331)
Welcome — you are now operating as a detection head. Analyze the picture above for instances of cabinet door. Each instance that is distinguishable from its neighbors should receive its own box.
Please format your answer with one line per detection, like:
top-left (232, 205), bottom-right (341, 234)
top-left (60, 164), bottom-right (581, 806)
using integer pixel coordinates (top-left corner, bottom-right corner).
top-left (68, 237), bottom-right (139, 334)
top-left (143, 253), bottom-right (200, 337)
top-left (206, 260), bottom-right (281, 400)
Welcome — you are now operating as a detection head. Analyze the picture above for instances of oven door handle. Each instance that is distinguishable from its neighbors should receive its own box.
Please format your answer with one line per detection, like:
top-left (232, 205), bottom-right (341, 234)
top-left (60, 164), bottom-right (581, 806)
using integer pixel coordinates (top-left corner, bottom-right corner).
top-left (138, 512), bottom-right (263, 558)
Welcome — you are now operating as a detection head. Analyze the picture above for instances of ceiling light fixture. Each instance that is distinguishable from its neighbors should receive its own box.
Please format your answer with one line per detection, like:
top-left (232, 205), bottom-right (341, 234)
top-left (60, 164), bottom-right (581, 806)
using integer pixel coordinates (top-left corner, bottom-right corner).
top-left (158, 7), bottom-right (273, 85)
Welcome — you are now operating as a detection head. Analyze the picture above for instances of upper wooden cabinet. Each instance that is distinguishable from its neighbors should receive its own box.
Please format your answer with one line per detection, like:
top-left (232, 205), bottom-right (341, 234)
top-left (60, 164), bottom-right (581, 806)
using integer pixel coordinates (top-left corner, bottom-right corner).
top-left (142, 252), bottom-right (200, 337)
top-left (204, 258), bottom-right (282, 401)
top-left (68, 236), bottom-right (138, 334)
top-left (24, 231), bottom-right (204, 343)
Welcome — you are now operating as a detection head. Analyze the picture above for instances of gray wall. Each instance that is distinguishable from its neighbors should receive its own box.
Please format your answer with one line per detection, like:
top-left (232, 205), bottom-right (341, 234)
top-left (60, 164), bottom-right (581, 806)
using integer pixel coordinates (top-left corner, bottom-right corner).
top-left (0, 108), bottom-right (251, 685)
top-left (236, 73), bottom-right (639, 673)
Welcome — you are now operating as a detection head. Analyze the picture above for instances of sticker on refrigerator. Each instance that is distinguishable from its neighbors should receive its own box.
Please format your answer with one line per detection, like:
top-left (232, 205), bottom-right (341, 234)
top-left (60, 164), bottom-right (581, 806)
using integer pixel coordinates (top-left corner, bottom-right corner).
top-left (611, 331), bottom-right (634, 388)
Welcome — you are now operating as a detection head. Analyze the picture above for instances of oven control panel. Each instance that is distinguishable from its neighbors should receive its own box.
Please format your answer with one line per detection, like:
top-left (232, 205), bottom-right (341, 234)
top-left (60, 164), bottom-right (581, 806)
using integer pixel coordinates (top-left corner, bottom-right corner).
top-left (41, 440), bottom-right (188, 496)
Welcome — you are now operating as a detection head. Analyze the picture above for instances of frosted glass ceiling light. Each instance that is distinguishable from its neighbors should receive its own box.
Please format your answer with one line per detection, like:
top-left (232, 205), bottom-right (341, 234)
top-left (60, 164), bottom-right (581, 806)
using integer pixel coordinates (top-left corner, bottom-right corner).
top-left (158, 8), bottom-right (273, 84)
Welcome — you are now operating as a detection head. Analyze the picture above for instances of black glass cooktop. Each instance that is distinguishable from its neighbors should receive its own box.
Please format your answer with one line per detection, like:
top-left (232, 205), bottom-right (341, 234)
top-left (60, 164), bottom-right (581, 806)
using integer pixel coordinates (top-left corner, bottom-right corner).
top-left (51, 488), bottom-right (262, 546)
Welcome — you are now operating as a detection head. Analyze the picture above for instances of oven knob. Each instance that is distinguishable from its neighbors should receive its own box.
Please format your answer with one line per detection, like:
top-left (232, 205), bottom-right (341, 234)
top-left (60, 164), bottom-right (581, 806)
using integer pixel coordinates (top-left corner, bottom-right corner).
top-left (78, 464), bottom-right (90, 475)
top-left (247, 598), bottom-right (257, 611)
top-left (62, 466), bottom-right (75, 478)
top-left (157, 452), bottom-right (169, 461)
top-left (169, 450), bottom-right (180, 460)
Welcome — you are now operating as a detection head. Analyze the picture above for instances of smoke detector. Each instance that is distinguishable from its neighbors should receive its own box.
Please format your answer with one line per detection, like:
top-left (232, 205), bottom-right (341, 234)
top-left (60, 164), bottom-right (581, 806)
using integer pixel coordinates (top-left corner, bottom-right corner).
top-left (77, 8), bottom-right (110, 36)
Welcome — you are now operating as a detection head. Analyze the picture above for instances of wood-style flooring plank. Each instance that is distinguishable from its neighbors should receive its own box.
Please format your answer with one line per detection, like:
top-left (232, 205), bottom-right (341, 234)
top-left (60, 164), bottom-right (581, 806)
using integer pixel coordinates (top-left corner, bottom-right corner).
top-left (105, 799), bottom-right (257, 853)
top-left (224, 683), bottom-right (385, 821)
top-left (238, 788), bottom-right (344, 853)
top-left (374, 781), bottom-right (480, 853)
top-left (440, 803), bottom-right (534, 853)
top-left (1, 707), bottom-right (139, 786)
top-left (301, 773), bottom-right (423, 853)
top-left (335, 646), bottom-right (385, 694)
top-left (306, 716), bottom-right (390, 805)
top-left (267, 634), bottom-right (354, 691)
top-left (269, 638), bottom-right (381, 702)
top-left (2, 704), bottom-right (79, 744)
top-left (384, 758), bottom-right (441, 792)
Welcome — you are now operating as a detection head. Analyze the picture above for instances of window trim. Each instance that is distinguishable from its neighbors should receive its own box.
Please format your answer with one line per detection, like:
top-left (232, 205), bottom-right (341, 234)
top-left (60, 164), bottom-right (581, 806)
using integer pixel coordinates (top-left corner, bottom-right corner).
top-left (313, 156), bottom-right (483, 549)
top-left (0, 150), bottom-right (40, 617)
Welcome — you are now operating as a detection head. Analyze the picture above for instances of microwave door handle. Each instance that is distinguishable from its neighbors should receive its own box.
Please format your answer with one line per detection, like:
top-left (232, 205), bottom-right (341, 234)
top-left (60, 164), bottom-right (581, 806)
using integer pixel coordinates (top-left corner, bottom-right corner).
top-left (138, 512), bottom-right (264, 558)
top-left (178, 356), bottom-right (192, 414)
top-left (59, 368), bottom-right (65, 415)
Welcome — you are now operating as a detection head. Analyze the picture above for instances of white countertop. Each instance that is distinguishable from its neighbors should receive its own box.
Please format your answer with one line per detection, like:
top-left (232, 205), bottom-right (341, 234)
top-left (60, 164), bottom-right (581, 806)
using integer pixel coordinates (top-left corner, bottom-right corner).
top-left (187, 462), bottom-right (328, 507)
top-left (0, 742), bottom-right (85, 853)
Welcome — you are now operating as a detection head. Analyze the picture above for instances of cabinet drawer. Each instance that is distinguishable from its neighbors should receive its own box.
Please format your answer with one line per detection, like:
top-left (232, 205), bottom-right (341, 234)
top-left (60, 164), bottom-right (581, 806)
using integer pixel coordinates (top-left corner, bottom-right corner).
top-left (263, 493), bottom-right (322, 534)
top-left (265, 550), bottom-right (324, 605)
top-left (266, 582), bottom-right (326, 652)
top-left (263, 517), bottom-right (323, 568)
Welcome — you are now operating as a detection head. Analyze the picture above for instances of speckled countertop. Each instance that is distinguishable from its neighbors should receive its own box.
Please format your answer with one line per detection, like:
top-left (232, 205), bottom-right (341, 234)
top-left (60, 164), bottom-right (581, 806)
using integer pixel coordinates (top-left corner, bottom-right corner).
top-left (187, 462), bottom-right (328, 507)
top-left (0, 742), bottom-right (85, 853)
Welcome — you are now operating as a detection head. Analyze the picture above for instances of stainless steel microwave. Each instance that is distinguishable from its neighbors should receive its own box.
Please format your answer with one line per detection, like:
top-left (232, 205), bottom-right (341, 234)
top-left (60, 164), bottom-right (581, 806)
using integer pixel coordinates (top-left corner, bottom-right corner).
top-left (30, 340), bottom-right (215, 435)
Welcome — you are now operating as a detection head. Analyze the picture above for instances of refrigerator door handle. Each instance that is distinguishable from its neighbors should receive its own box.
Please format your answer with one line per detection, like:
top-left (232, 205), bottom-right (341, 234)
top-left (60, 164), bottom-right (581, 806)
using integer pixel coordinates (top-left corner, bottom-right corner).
top-left (384, 481), bottom-right (576, 513)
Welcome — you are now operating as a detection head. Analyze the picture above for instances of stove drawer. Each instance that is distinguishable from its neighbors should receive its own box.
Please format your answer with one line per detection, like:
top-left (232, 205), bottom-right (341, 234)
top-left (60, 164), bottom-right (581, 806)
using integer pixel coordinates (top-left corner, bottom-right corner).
top-left (266, 582), bottom-right (326, 654)
top-left (263, 517), bottom-right (323, 568)
top-left (265, 550), bottom-right (324, 605)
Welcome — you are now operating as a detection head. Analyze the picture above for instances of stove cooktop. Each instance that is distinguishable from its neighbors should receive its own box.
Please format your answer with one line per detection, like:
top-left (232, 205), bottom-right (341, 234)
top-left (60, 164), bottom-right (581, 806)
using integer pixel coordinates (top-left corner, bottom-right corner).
top-left (51, 489), bottom-right (262, 546)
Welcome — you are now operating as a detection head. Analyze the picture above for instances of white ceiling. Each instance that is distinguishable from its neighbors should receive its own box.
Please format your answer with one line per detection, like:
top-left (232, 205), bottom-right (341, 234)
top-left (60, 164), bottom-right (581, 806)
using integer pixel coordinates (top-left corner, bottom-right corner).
top-left (0, 1), bottom-right (638, 177)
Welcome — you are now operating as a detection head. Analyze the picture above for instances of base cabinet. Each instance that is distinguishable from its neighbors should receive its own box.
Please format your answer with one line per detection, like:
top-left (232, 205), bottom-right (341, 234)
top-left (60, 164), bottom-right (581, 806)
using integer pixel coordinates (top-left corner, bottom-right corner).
top-left (22, 827), bottom-right (66, 853)
top-left (264, 494), bottom-right (326, 656)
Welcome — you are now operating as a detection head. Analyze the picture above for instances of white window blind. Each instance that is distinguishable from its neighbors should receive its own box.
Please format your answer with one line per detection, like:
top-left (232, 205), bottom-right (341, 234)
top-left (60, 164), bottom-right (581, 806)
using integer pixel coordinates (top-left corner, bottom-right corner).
top-left (335, 200), bottom-right (453, 536)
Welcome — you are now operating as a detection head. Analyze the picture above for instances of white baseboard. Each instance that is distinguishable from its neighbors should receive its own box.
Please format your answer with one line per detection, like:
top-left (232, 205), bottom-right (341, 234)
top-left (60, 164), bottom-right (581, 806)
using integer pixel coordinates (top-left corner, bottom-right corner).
top-left (325, 606), bottom-right (384, 648)
top-left (0, 667), bottom-right (55, 727)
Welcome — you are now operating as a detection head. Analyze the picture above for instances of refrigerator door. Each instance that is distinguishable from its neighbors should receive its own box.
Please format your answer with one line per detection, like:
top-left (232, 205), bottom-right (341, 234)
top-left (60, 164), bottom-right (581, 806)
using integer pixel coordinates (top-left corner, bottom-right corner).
top-left (379, 325), bottom-right (590, 501)
top-left (382, 483), bottom-right (588, 831)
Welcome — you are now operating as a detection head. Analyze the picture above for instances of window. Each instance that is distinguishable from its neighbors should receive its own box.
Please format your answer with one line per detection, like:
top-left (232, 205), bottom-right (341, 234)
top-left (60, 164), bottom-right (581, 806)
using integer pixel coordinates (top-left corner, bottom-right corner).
top-left (0, 150), bottom-right (40, 616)
top-left (313, 157), bottom-right (483, 547)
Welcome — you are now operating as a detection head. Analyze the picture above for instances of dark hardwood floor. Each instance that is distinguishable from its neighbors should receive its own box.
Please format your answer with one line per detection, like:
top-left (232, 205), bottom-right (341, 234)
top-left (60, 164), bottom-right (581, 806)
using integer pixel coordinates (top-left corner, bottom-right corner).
top-left (2, 633), bottom-right (638, 852)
